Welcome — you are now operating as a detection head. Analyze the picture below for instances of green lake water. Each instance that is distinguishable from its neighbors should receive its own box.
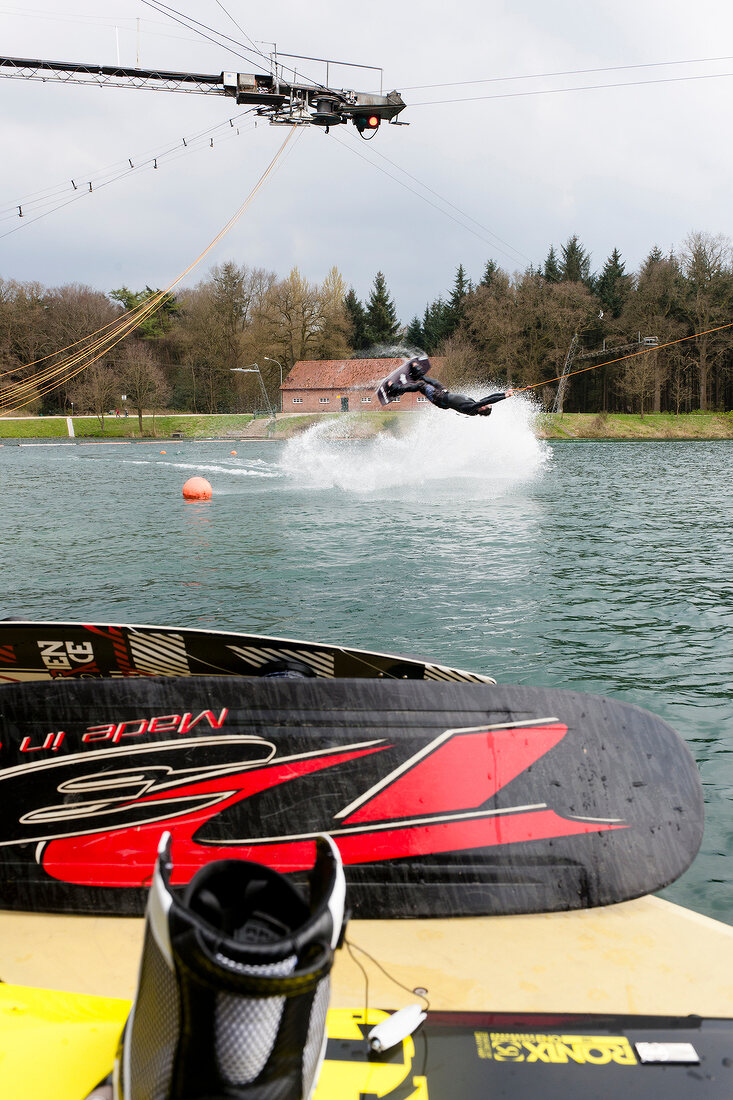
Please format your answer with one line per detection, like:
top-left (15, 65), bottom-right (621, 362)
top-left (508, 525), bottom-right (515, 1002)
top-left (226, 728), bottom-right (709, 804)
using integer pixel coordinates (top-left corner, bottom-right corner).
top-left (2, 398), bottom-right (732, 922)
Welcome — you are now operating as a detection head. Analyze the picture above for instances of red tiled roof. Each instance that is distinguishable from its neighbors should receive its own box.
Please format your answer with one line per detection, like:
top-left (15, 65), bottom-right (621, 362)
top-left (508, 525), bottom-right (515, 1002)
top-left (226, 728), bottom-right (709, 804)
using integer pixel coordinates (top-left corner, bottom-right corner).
top-left (284, 358), bottom-right (445, 391)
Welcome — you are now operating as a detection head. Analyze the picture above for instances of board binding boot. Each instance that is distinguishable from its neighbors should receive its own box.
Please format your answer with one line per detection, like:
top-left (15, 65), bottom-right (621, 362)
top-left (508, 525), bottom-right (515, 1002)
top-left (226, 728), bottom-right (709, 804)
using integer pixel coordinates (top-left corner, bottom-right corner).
top-left (405, 354), bottom-right (431, 381)
top-left (114, 832), bottom-right (347, 1100)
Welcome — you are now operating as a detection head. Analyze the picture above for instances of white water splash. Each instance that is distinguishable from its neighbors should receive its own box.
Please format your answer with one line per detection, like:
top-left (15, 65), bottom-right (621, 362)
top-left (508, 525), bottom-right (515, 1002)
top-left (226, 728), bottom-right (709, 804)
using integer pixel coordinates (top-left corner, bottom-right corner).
top-left (279, 390), bottom-right (551, 492)
top-left (116, 459), bottom-right (281, 478)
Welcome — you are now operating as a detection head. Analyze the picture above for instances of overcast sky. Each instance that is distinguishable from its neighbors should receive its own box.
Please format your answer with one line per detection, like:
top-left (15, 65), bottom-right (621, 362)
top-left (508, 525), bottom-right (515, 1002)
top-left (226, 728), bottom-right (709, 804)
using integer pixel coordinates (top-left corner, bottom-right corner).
top-left (2, 0), bottom-right (732, 321)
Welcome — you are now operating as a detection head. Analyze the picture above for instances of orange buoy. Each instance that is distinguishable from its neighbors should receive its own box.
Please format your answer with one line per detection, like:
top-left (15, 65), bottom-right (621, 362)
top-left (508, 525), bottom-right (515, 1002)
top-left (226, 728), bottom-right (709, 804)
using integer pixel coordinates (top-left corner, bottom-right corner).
top-left (230, 450), bottom-right (237, 455)
top-left (160, 450), bottom-right (167, 454)
top-left (182, 476), bottom-right (212, 500)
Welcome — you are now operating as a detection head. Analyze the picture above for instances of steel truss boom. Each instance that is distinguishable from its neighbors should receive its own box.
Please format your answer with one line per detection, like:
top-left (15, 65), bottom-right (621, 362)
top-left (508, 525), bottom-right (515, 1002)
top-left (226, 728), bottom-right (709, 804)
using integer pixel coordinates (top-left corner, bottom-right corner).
top-left (0, 55), bottom-right (407, 131)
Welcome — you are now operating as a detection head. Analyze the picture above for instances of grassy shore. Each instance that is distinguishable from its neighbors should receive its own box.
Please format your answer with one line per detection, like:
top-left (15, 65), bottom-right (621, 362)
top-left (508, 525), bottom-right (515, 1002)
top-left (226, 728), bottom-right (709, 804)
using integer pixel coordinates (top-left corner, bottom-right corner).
top-left (1, 410), bottom-right (732, 441)
top-left (538, 411), bottom-right (733, 439)
top-left (0, 413), bottom-right (257, 440)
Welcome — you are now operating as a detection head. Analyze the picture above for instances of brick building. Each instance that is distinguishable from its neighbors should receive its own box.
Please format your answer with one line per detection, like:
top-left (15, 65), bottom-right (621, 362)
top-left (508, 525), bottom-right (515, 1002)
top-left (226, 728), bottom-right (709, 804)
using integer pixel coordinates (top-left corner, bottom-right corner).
top-left (282, 358), bottom-right (446, 413)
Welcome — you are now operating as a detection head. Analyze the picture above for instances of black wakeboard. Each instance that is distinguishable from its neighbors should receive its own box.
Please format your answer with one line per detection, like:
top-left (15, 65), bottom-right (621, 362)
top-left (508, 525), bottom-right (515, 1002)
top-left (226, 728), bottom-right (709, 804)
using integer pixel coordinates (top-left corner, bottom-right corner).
top-left (0, 674), bottom-right (703, 918)
top-left (0, 620), bottom-right (492, 684)
top-left (5, 994), bottom-right (733, 1100)
top-left (376, 356), bottom-right (429, 406)
top-left (320, 1009), bottom-right (733, 1100)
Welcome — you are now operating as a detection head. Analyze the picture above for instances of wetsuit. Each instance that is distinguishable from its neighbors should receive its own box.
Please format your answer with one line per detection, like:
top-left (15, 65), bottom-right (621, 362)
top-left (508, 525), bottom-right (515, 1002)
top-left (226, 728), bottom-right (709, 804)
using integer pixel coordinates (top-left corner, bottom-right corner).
top-left (389, 375), bottom-right (509, 416)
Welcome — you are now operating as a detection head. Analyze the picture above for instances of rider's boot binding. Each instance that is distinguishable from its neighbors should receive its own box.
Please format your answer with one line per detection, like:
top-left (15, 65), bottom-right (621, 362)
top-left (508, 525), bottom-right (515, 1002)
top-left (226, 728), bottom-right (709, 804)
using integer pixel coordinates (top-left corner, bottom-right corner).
top-left (114, 833), bottom-right (347, 1100)
top-left (406, 354), bottom-right (431, 381)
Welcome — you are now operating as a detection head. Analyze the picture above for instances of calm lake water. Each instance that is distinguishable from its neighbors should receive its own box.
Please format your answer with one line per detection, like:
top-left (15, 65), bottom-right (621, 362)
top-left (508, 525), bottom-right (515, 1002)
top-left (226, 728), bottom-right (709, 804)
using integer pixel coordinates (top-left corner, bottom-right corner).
top-left (2, 398), bottom-right (732, 922)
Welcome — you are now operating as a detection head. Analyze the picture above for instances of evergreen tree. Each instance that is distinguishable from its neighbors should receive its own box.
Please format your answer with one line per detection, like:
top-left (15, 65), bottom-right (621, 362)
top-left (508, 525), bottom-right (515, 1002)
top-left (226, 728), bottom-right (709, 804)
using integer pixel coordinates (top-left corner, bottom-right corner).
top-left (480, 259), bottom-right (499, 288)
top-left (639, 245), bottom-right (664, 276)
top-left (110, 285), bottom-right (178, 339)
top-left (422, 298), bottom-right (450, 353)
top-left (444, 264), bottom-right (469, 336)
top-left (559, 236), bottom-right (592, 285)
top-left (364, 271), bottom-right (400, 346)
top-left (596, 248), bottom-right (629, 318)
top-left (405, 315), bottom-right (424, 348)
top-left (543, 246), bottom-right (561, 283)
top-left (344, 288), bottom-right (368, 350)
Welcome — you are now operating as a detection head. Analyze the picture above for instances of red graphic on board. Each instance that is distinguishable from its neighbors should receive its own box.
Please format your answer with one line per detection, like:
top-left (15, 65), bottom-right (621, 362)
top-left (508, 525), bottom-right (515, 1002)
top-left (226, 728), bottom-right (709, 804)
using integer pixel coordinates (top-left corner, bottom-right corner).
top-left (50, 661), bottom-right (103, 680)
top-left (83, 625), bottom-right (136, 675)
top-left (39, 723), bottom-right (625, 887)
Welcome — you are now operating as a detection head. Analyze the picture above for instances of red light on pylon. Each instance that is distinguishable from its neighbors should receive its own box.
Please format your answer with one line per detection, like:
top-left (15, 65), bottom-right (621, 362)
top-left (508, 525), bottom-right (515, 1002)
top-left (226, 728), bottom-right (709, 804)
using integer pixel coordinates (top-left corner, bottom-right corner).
top-left (354, 113), bottom-right (381, 134)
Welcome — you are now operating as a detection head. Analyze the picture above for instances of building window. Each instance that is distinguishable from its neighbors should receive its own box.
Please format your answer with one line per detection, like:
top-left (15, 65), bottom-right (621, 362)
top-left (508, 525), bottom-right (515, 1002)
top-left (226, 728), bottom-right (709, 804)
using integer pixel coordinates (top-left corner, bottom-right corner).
top-left (319, 397), bottom-right (330, 404)
top-left (416, 396), bottom-right (428, 403)
top-left (292, 397), bottom-right (303, 404)
top-left (361, 396), bottom-right (371, 403)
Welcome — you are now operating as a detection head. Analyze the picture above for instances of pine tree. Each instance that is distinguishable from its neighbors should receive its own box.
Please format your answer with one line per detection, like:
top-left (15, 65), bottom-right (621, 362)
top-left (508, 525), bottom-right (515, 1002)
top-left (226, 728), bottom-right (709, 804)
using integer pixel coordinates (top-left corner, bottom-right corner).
top-left (110, 285), bottom-right (178, 339)
top-left (364, 272), bottom-right (400, 347)
top-left (444, 264), bottom-right (469, 336)
top-left (480, 259), bottom-right (499, 288)
top-left (405, 315), bottom-right (424, 348)
top-left (344, 288), bottom-right (368, 350)
top-left (596, 248), bottom-right (629, 318)
top-left (543, 246), bottom-right (561, 283)
top-left (422, 299), bottom-right (450, 353)
top-left (559, 236), bottom-right (592, 285)
top-left (639, 245), bottom-right (664, 276)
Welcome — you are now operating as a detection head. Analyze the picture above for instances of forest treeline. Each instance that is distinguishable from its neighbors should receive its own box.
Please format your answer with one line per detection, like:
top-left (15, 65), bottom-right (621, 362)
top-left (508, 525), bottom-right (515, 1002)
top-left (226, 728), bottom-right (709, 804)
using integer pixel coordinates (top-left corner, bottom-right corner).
top-left (2, 230), bottom-right (733, 422)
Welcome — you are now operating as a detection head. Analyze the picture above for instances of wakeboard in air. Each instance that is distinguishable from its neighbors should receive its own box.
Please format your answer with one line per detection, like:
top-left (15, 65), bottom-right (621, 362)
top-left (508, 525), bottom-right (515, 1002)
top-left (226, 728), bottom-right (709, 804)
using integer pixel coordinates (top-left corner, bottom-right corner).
top-left (0, 675), bottom-right (703, 919)
top-left (376, 355), bottom-right (430, 406)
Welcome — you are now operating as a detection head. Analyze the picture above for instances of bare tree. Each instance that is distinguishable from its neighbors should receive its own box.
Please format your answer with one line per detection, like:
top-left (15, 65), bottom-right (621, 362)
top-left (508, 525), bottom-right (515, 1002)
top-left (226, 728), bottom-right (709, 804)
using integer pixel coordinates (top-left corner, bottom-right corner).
top-left (668, 347), bottom-right (693, 414)
top-left (621, 347), bottom-right (658, 415)
top-left (460, 269), bottom-right (518, 385)
top-left (679, 232), bottom-right (733, 410)
top-left (265, 268), bottom-right (323, 367)
top-left (71, 362), bottom-right (119, 428)
top-left (312, 266), bottom-right (352, 360)
top-left (173, 264), bottom-right (277, 412)
top-left (437, 333), bottom-right (482, 388)
top-left (116, 340), bottom-right (170, 434)
top-left (620, 250), bottom-right (686, 413)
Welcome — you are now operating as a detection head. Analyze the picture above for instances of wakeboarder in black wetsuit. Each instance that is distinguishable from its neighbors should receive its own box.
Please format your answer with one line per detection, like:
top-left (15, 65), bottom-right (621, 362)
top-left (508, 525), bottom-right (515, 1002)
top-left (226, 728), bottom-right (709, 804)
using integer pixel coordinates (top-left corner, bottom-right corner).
top-left (379, 355), bottom-right (514, 416)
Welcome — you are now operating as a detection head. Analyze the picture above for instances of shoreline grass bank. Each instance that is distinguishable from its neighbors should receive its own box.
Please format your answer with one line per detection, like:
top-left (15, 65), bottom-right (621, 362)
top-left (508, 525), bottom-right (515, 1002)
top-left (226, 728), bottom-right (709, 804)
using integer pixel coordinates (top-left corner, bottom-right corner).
top-left (1, 410), bottom-right (732, 441)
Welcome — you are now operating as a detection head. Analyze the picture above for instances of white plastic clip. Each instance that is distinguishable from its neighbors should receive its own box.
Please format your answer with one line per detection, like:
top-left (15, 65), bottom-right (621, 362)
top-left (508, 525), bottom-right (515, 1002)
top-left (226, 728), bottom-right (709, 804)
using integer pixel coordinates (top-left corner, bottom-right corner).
top-left (368, 1004), bottom-right (427, 1052)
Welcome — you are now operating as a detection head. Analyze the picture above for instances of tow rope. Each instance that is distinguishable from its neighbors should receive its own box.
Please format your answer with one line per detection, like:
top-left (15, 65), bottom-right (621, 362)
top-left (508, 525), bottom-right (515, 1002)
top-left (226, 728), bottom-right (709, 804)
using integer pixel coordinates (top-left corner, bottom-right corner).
top-left (1, 127), bottom-right (298, 412)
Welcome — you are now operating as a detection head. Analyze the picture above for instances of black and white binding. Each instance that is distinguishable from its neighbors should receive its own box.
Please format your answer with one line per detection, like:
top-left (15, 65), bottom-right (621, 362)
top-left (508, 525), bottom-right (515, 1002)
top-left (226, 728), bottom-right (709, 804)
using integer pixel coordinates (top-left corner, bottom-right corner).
top-left (115, 832), bottom-right (347, 1100)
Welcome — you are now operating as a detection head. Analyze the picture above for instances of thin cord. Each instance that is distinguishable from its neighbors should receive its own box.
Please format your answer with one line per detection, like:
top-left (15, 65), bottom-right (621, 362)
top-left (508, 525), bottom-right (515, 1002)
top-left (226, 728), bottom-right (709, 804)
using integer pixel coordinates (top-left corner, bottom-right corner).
top-left (346, 939), bottom-right (370, 1041)
top-left (410, 69), bottom-right (733, 108)
top-left (1, 128), bottom-right (297, 410)
top-left (141, 0), bottom-right (328, 93)
top-left (0, 114), bottom-right (258, 238)
top-left (346, 937), bottom-right (430, 1011)
top-left (0, 111), bottom-right (254, 215)
top-left (355, 138), bottom-right (534, 269)
top-left (211, 0), bottom-right (262, 60)
top-left (399, 53), bottom-right (733, 91)
top-left (140, 0), bottom-right (269, 71)
top-left (513, 320), bottom-right (733, 395)
top-left (332, 133), bottom-right (528, 272)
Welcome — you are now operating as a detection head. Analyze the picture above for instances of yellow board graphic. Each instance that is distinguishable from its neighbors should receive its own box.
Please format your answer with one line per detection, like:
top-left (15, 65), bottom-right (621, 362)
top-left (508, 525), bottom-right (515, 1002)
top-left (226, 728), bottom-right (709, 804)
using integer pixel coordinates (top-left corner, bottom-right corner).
top-left (0, 984), bottom-right (128, 1100)
top-left (474, 1030), bottom-right (636, 1065)
top-left (0, 989), bottom-right (428, 1100)
top-left (315, 1010), bottom-right (428, 1100)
